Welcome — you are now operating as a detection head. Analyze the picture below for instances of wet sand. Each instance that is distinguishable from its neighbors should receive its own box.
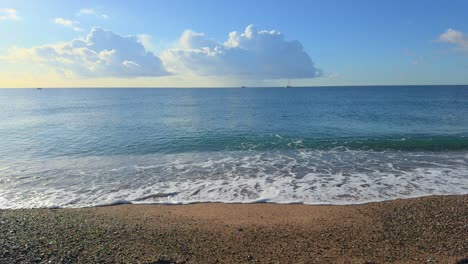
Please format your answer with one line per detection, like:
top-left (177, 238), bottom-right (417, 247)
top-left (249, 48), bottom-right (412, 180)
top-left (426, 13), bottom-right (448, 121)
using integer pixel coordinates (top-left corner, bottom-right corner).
top-left (1, 195), bottom-right (467, 263)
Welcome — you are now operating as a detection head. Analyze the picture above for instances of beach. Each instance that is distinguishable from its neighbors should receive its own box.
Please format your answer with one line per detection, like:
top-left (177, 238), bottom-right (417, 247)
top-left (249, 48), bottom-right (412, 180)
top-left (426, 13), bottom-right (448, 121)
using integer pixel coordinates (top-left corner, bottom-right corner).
top-left (1, 195), bottom-right (466, 263)
top-left (1, 88), bottom-right (467, 263)
top-left (2, 0), bottom-right (468, 261)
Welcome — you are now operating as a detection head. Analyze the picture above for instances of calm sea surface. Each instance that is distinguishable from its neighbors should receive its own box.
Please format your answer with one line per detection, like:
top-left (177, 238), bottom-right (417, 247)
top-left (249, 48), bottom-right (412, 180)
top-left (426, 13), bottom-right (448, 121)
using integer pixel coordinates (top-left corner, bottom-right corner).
top-left (1, 86), bottom-right (467, 208)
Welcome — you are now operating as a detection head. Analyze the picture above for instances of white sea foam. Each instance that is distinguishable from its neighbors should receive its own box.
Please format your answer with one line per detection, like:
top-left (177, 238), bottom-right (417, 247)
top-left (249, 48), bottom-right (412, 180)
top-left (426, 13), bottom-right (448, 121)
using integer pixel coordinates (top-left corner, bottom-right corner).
top-left (0, 150), bottom-right (467, 209)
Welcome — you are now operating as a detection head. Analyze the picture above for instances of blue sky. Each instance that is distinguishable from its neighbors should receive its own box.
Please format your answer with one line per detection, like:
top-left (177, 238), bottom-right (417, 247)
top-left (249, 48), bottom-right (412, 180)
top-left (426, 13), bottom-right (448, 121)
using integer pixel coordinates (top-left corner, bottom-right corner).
top-left (1, 0), bottom-right (467, 87)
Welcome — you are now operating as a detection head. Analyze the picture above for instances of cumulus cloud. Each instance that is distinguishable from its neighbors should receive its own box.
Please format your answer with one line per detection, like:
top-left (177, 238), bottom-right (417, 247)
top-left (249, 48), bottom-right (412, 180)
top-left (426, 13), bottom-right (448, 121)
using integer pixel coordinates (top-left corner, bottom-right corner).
top-left (77, 8), bottom-right (108, 19)
top-left (8, 27), bottom-right (169, 78)
top-left (54, 18), bottom-right (83, 31)
top-left (162, 25), bottom-right (321, 79)
top-left (137, 34), bottom-right (154, 50)
top-left (439, 28), bottom-right (468, 50)
top-left (0, 8), bottom-right (19, 21)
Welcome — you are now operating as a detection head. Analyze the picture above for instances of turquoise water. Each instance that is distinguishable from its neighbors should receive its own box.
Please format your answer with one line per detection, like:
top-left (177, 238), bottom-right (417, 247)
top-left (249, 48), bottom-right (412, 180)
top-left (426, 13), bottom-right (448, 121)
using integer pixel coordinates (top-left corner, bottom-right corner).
top-left (1, 86), bottom-right (468, 208)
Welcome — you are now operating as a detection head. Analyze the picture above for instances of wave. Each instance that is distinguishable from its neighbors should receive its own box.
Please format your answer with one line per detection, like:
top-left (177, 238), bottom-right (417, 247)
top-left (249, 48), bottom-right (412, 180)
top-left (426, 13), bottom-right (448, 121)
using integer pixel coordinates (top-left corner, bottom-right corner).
top-left (154, 134), bottom-right (468, 153)
top-left (3, 131), bottom-right (468, 160)
top-left (1, 149), bottom-right (467, 209)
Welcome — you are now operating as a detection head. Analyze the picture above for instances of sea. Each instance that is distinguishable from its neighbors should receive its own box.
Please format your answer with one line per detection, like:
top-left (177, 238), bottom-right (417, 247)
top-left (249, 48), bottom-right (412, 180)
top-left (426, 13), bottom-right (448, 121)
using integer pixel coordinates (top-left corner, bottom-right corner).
top-left (1, 86), bottom-right (467, 209)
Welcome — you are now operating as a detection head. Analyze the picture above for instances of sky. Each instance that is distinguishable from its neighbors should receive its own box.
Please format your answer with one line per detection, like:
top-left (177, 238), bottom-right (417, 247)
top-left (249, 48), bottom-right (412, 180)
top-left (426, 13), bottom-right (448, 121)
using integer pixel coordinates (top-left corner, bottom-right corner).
top-left (0, 0), bottom-right (467, 88)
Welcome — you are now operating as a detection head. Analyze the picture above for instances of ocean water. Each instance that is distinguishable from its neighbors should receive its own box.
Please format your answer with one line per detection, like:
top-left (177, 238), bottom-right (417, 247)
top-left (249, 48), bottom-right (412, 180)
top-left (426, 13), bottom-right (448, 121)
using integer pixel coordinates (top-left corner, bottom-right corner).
top-left (1, 86), bottom-right (468, 209)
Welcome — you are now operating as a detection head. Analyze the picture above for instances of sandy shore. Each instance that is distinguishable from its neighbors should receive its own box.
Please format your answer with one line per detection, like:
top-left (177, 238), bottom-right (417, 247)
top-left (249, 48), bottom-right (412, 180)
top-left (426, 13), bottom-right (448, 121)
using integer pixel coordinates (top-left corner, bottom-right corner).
top-left (1, 195), bottom-right (467, 263)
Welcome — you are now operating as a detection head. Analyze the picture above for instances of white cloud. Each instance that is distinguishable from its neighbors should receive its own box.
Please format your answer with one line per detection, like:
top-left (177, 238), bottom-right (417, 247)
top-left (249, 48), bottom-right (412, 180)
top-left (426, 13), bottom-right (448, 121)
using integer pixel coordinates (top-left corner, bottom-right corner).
top-left (78, 8), bottom-right (94, 15)
top-left (78, 8), bottom-right (108, 19)
top-left (439, 28), bottom-right (468, 50)
top-left (137, 34), bottom-right (154, 50)
top-left (178, 30), bottom-right (218, 50)
top-left (54, 18), bottom-right (83, 32)
top-left (7, 27), bottom-right (169, 78)
top-left (162, 25), bottom-right (321, 79)
top-left (0, 8), bottom-right (19, 21)
top-left (4, 24), bottom-right (321, 81)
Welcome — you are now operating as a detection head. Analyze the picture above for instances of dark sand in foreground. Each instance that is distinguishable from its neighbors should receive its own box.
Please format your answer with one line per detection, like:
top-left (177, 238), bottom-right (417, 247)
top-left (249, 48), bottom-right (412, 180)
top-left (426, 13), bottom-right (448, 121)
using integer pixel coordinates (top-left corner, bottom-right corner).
top-left (1, 195), bottom-right (467, 263)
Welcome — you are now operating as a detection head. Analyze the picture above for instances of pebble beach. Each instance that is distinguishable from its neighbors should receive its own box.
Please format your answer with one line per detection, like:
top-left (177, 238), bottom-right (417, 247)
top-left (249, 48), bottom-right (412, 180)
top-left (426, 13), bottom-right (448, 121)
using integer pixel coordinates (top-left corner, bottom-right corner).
top-left (1, 195), bottom-right (467, 263)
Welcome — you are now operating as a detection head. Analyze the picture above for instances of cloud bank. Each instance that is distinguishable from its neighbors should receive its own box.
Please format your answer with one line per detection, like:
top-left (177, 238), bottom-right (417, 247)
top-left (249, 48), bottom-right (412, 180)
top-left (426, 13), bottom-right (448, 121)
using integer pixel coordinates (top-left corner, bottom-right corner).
top-left (162, 25), bottom-right (321, 79)
top-left (5, 25), bottom-right (321, 80)
top-left (8, 28), bottom-right (169, 78)
top-left (439, 28), bottom-right (468, 51)
top-left (0, 8), bottom-right (19, 21)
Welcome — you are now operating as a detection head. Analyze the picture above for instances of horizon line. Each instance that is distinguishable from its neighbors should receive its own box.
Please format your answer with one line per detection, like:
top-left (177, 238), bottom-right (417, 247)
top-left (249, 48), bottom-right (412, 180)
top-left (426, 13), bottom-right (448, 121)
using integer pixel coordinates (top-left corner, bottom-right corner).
top-left (1, 84), bottom-right (468, 89)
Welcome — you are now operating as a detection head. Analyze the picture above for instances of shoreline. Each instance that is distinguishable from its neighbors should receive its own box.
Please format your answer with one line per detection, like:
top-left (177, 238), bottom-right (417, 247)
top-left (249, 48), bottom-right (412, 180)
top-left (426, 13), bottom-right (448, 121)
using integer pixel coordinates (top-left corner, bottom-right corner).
top-left (5, 193), bottom-right (468, 210)
top-left (1, 195), bottom-right (467, 263)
